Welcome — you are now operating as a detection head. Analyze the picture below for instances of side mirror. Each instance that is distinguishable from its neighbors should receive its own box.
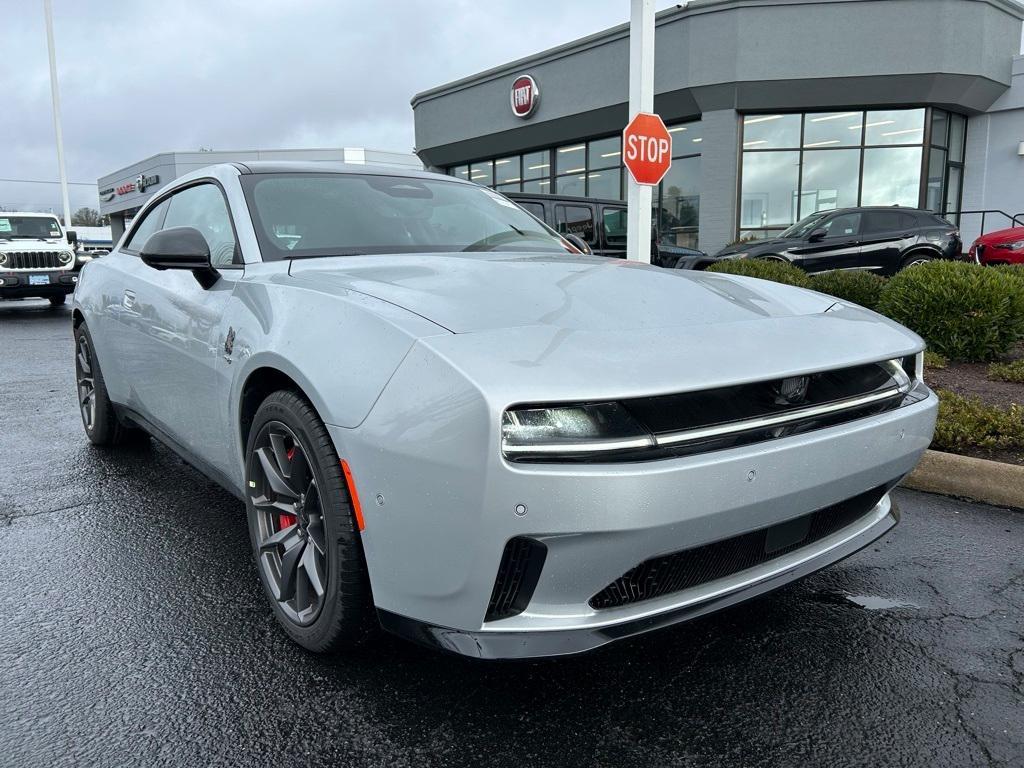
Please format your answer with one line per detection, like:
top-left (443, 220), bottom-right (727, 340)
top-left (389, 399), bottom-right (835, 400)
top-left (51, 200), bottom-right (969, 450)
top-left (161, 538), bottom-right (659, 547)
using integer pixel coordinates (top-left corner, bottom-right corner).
top-left (66, 230), bottom-right (78, 245)
top-left (808, 228), bottom-right (827, 243)
top-left (140, 226), bottom-right (218, 288)
top-left (564, 233), bottom-right (593, 255)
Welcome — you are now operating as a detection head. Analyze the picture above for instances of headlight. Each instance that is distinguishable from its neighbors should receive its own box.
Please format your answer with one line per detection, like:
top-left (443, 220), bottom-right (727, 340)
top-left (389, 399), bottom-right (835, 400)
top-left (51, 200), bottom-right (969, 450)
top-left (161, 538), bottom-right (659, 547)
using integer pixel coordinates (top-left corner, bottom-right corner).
top-left (501, 402), bottom-right (653, 460)
top-left (895, 352), bottom-right (924, 386)
top-left (997, 240), bottom-right (1024, 251)
top-left (0, 252), bottom-right (7, 267)
top-left (719, 252), bottom-right (749, 261)
top-left (58, 251), bottom-right (74, 265)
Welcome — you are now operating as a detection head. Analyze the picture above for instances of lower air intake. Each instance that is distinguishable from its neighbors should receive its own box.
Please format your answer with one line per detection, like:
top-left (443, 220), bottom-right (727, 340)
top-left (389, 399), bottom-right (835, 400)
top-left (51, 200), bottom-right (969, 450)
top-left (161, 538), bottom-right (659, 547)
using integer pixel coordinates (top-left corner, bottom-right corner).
top-left (589, 484), bottom-right (889, 610)
top-left (484, 537), bottom-right (547, 622)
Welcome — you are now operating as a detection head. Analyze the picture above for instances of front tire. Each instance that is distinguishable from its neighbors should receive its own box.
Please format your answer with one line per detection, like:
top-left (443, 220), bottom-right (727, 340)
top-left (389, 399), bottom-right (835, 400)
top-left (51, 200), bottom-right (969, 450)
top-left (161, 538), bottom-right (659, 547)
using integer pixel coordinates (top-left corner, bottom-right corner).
top-left (901, 253), bottom-right (933, 270)
top-left (244, 390), bottom-right (371, 653)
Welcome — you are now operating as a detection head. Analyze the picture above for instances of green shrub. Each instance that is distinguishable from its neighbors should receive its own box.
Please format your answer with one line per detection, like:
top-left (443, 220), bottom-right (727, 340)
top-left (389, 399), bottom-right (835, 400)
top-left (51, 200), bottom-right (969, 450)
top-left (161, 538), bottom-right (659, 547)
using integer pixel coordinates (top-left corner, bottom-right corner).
top-left (810, 270), bottom-right (887, 310)
top-left (705, 258), bottom-right (812, 288)
top-left (924, 350), bottom-right (948, 369)
top-left (988, 359), bottom-right (1024, 383)
top-left (877, 261), bottom-right (1024, 362)
top-left (932, 389), bottom-right (1024, 453)
top-left (991, 263), bottom-right (1024, 286)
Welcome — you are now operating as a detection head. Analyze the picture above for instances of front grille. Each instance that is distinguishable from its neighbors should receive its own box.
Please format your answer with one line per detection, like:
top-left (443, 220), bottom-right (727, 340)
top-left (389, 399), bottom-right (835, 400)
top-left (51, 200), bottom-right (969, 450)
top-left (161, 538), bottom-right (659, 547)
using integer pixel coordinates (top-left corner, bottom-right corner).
top-left (484, 537), bottom-right (547, 622)
top-left (589, 484), bottom-right (890, 610)
top-left (3, 251), bottom-right (63, 269)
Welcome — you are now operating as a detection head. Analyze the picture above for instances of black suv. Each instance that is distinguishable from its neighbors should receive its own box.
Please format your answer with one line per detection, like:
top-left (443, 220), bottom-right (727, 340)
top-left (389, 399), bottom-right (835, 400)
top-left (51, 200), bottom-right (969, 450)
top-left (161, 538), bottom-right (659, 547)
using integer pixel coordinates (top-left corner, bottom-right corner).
top-left (713, 207), bottom-right (961, 275)
top-left (505, 192), bottom-right (708, 269)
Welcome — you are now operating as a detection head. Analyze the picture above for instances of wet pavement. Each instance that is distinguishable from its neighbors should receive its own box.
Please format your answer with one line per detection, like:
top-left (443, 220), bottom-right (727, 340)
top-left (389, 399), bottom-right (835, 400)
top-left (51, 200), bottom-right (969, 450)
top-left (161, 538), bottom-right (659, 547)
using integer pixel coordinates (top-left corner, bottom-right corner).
top-left (2, 299), bottom-right (1022, 767)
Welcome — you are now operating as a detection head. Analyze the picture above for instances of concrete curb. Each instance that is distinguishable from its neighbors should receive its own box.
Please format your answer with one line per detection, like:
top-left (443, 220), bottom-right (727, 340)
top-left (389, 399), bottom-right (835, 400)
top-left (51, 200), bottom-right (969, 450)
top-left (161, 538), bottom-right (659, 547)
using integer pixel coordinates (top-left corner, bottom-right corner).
top-left (902, 449), bottom-right (1024, 510)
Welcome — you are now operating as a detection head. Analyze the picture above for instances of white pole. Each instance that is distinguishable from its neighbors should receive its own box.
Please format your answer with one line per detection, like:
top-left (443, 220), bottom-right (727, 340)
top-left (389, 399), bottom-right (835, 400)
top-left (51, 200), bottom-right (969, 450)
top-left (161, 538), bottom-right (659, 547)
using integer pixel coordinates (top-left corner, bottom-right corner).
top-left (626, 0), bottom-right (656, 263)
top-left (43, 0), bottom-right (71, 228)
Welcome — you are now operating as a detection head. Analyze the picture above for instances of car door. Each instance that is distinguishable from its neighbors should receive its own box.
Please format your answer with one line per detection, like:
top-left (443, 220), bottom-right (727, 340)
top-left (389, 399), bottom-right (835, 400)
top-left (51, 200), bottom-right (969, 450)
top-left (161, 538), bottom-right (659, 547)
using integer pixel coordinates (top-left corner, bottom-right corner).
top-left (600, 205), bottom-right (627, 259)
top-left (555, 203), bottom-right (599, 254)
top-left (789, 211), bottom-right (863, 273)
top-left (858, 210), bottom-right (915, 273)
top-left (115, 181), bottom-right (243, 478)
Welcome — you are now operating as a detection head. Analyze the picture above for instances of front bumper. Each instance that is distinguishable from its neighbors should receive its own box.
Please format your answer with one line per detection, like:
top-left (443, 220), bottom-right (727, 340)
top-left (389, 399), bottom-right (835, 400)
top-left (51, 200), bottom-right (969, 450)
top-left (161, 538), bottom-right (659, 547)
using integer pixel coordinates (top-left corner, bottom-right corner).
top-left (0, 270), bottom-right (78, 298)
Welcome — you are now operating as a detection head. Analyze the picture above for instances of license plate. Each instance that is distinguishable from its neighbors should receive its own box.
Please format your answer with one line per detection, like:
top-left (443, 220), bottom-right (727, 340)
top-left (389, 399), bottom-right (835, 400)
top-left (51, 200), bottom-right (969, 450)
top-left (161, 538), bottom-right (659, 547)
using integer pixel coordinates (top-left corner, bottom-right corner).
top-left (29, 274), bottom-right (51, 286)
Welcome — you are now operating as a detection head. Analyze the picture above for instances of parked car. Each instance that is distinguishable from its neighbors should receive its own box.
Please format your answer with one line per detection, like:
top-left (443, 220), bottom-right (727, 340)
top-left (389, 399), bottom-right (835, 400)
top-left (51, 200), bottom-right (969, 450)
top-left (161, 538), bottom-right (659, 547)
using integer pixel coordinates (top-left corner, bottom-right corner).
top-left (969, 226), bottom-right (1024, 266)
top-left (73, 163), bottom-right (937, 659)
top-left (505, 192), bottom-right (709, 269)
top-left (0, 211), bottom-right (80, 305)
top-left (713, 207), bottom-right (961, 275)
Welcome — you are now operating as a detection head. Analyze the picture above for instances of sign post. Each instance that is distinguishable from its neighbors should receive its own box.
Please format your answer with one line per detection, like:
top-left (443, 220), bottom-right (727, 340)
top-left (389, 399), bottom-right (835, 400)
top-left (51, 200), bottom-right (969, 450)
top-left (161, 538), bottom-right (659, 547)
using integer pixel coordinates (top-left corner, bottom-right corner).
top-left (625, 0), bottom-right (660, 263)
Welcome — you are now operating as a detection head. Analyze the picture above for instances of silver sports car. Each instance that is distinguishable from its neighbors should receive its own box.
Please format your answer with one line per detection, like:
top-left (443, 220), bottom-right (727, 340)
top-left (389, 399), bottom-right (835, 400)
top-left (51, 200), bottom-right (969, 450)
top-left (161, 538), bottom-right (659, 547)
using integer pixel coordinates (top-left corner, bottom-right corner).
top-left (72, 162), bottom-right (937, 659)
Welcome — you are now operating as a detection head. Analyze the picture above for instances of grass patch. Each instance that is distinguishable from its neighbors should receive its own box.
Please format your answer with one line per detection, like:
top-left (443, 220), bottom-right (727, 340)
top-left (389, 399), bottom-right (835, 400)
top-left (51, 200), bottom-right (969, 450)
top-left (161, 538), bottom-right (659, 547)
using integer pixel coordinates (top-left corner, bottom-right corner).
top-left (932, 389), bottom-right (1024, 454)
top-left (988, 359), bottom-right (1024, 384)
top-left (924, 350), bottom-right (948, 369)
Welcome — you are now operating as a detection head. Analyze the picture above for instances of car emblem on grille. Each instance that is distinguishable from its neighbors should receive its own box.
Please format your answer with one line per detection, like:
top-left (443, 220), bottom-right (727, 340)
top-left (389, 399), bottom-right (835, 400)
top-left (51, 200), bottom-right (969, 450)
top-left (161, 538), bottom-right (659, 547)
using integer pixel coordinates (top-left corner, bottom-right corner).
top-left (775, 375), bottom-right (810, 405)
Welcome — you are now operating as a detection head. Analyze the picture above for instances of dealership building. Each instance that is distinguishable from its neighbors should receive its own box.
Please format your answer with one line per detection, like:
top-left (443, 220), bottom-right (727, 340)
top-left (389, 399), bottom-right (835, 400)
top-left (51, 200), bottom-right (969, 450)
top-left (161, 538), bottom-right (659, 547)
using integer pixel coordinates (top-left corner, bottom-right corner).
top-left (412, 0), bottom-right (1024, 255)
top-left (97, 148), bottom-right (421, 241)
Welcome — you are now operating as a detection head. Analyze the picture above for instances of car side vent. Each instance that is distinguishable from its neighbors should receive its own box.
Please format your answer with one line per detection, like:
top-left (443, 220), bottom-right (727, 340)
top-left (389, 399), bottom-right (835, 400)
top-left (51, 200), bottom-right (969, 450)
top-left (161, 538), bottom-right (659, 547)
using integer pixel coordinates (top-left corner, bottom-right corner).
top-left (484, 537), bottom-right (547, 622)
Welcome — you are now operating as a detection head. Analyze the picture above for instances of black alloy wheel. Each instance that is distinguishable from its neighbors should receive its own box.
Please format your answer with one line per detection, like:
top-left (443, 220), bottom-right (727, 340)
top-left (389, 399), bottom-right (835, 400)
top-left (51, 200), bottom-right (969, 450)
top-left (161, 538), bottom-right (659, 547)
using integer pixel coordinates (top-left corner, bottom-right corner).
top-left (75, 332), bottom-right (97, 433)
top-left (249, 421), bottom-right (328, 626)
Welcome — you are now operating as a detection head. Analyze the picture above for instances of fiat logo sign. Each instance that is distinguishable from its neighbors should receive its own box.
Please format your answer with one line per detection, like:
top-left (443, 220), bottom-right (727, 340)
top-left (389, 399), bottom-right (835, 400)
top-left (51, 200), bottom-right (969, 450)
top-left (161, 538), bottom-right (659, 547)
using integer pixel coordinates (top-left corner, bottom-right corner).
top-left (510, 75), bottom-right (539, 119)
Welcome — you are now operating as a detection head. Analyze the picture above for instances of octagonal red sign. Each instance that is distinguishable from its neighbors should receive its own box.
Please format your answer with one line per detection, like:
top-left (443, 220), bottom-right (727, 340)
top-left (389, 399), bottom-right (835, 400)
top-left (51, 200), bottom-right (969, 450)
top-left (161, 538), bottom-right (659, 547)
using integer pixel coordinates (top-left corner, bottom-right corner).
top-left (622, 112), bottom-right (672, 186)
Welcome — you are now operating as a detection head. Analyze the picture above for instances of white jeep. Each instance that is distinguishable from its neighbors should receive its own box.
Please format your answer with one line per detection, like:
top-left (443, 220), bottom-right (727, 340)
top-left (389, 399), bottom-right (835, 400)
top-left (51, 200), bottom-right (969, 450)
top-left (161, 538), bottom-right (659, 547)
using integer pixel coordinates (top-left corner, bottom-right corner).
top-left (0, 212), bottom-right (80, 305)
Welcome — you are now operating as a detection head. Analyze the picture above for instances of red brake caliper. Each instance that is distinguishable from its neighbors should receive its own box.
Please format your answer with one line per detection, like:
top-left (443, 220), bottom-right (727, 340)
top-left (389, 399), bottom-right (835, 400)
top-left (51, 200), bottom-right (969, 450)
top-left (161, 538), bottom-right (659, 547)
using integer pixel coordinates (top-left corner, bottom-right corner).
top-left (277, 446), bottom-right (298, 531)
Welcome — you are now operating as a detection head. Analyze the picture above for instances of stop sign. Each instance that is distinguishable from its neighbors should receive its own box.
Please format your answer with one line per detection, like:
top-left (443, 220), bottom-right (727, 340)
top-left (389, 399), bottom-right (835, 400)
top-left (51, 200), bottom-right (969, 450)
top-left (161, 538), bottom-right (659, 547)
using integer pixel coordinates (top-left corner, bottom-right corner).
top-left (622, 112), bottom-right (672, 186)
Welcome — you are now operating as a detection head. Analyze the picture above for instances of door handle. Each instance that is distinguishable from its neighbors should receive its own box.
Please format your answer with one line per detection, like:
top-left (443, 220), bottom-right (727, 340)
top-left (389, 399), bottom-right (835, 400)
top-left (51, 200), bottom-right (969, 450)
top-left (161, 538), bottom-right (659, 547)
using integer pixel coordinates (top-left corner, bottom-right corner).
top-left (122, 289), bottom-right (136, 310)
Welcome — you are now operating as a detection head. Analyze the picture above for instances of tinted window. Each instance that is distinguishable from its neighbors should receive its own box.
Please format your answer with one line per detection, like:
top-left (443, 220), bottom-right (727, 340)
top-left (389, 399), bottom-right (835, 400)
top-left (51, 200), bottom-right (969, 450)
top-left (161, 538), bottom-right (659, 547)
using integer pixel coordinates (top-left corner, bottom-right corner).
top-left (516, 202), bottom-right (546, 221)
top-left (821, 212), bottom-right (862, 238)
top-left (124, 199), bottom-right (169, 251)
top-left (244, 174), bottom-right (571, 259)
top-left (555, 205), bottom-right (596, 244)
top-left (163, 184), bottom-right (238, 267)
top-left (603, 207), bottom-right (627, 247)
top-left (863, 210), bottom-right (915, 234)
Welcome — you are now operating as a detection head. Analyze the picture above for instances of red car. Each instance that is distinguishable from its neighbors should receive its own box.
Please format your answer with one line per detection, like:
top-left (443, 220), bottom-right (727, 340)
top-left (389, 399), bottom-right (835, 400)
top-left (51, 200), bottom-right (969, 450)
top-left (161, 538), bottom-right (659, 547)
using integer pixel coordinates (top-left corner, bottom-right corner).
top-left (970, 227), bottom-right (1024, 266)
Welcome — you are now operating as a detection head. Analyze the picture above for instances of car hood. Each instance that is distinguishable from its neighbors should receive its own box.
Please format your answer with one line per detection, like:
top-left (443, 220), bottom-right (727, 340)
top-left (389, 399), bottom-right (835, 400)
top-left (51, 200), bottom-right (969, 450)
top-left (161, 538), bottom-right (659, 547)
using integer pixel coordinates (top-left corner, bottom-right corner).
top-left (287, 252), bottom-right (837, 334)
top-left (714, 238), bottom-right (794, 257)
top-left (975, 227), bottom-right (1024, 246)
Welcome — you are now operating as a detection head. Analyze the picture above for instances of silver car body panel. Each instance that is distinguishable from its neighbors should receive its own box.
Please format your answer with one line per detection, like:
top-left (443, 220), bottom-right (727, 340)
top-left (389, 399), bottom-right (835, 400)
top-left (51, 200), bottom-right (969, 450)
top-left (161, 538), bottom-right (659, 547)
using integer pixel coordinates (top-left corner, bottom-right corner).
top-left (73, 162), bottom-right (938, 658)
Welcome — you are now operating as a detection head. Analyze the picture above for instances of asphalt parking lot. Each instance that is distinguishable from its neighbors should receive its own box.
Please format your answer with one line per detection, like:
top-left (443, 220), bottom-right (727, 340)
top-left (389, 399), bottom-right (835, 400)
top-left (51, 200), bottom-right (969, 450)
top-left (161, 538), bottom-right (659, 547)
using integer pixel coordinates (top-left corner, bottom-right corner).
top-left (2, 299), bottom-right (1022, 768)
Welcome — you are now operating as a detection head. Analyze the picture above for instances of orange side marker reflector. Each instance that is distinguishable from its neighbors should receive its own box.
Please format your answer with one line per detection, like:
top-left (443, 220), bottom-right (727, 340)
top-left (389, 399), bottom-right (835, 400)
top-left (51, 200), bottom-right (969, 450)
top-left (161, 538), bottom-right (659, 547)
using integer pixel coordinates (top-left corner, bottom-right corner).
top-left (340, 459), bottom-right (365, 531)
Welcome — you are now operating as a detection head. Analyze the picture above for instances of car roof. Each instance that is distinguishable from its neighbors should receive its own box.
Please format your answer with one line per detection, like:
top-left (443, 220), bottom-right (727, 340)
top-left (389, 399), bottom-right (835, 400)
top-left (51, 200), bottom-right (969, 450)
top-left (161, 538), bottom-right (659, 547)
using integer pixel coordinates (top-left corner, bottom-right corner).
top-left (231, 160), bottom-right (446, 182)
top-left (0, 211), bottom-right (61, 218)
top-left (815, 206), bottom-right (933, 215)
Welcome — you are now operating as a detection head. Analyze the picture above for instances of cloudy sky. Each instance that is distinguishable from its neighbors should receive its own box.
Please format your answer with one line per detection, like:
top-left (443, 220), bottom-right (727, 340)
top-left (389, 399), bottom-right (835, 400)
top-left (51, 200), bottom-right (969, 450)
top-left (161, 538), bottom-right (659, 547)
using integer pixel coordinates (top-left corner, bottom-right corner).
top-left (0, 0), bottom-right (678, 215)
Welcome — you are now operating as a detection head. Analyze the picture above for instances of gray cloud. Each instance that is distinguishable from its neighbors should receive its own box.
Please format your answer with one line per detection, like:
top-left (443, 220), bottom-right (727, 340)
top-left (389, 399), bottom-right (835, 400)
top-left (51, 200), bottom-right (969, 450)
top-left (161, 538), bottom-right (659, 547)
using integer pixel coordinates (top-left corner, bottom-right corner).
top-left (1, 0), bottom-right (676, 214)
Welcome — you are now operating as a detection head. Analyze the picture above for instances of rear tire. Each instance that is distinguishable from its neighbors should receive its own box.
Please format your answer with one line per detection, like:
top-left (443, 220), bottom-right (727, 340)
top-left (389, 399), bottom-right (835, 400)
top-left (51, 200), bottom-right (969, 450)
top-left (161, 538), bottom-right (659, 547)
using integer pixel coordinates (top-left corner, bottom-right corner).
top-left (244, 390), bottom-right (371, 653)
top-left (74, 323), bottom-right (148, 447)
top-left (900, 253), bottom-right (933, 270)
top-left (49, 295), bottom-right (67, 306)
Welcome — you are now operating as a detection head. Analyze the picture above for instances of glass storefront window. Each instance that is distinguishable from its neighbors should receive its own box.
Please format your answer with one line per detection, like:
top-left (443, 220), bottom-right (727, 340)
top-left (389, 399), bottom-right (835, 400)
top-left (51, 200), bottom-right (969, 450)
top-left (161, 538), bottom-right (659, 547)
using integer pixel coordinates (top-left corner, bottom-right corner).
top-left (522, 150), bottom-right (550, 180)
top-left (742, 114), bottom-right (801, 149)
top-left (587, 168), bottom-right (621, 200)
top-left (588, 137), bottom-right (621, 170)
top-left (798, 148), bottom-right (860, 216)
top-left (864, 109), bottom-right (925, 145)
top-left (931, 110), bottom-right (949, 148)
top-left (740, 151), bottom-right (800, 229)
top-left (945, 166), bottom-right (962, 218)
top-left (861, 147), bottom-right (922, 207)
top-left (450, 165), bottom-right (470, 181)
top-left (658, 156), bottom-right (701, 249)
top-left (469, 161), bottom-right (493, 186)
top-left (554, 143), bottom-right (586, 175)
top-left (803, 111), bottom-right (862, 148)
top-left (522, 178), bottom-right (550, 194)
top-left (554, 174), bottom-right (586, 197)
top-left (925, 149), bottom-right (947, 213)
top-left (948, 114), bottom-right (966, 163)
top-left (668, 121), bottom-right (703, 149)
top-left (494, 155), bottom-right (521, 185)
top-left (495, 182), bottom-right (521, 194)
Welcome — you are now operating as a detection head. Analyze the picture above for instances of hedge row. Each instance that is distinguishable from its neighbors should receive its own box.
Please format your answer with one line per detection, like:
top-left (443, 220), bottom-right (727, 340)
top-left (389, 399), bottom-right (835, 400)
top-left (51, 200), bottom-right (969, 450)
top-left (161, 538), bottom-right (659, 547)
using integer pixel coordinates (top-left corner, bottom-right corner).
top-left (705, 260), bottom-right (1024, 362)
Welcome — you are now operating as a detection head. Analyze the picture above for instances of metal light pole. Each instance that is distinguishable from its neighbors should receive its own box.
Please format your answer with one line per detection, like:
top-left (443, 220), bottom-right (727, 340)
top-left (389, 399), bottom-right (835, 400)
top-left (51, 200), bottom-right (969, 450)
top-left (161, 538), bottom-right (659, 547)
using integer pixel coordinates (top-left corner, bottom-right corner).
top-left (43, 0), bottom-right (71, 227)
top-left (626, 0), bottom-right (655, 263)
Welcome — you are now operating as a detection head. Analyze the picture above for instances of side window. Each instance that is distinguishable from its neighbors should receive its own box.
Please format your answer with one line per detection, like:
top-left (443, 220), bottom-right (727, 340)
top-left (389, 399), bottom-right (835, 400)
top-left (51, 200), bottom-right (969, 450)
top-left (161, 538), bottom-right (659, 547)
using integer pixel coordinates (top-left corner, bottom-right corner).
top-left (602, 207), bottom-right (628, 247)
top-left (162, 184), bottom-right (238, 267)
top-left (517, 202), bottom-right (546, 222)
top-left (821, 212), bottom-right (862, 239)
top-left (555, 204), bottom-right (596, 244)
top-left (863, 211), bottom-right (903, 234)
top-left (124, 199), bottom-right (169, 252)
top-left (899, 212), bottom-right (918, 231)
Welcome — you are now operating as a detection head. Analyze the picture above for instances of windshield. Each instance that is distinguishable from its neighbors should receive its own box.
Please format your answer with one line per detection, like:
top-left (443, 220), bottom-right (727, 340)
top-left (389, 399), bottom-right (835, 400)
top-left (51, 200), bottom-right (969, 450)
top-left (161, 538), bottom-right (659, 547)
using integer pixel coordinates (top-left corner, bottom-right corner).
top-left (0, 215), bottom-right (63, 240)
top-left (780, 212), bottom-right (831, 239)
top-left (242, 173), bottom-right (577, 259)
